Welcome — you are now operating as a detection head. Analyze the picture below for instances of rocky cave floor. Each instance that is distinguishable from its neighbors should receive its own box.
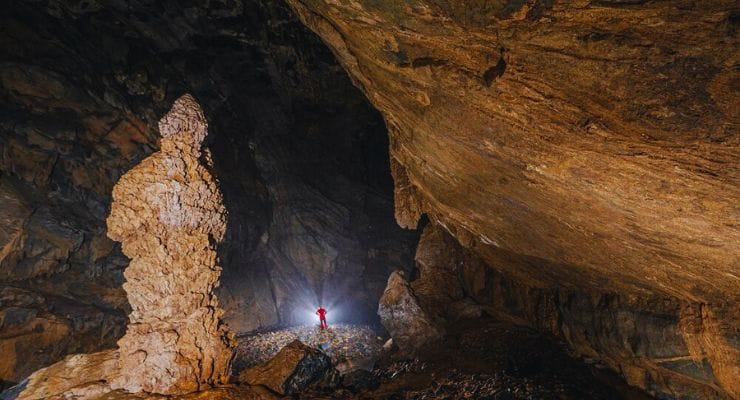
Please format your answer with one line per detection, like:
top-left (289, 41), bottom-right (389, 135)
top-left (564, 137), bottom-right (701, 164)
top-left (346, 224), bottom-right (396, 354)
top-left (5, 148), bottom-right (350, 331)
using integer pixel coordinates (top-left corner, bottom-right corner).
top-left (1, 318), bottom-right (655, 400)
top-left (231, 317), bottom-right (654, 400)
top-left (232, 324), bottom-right (384, 376)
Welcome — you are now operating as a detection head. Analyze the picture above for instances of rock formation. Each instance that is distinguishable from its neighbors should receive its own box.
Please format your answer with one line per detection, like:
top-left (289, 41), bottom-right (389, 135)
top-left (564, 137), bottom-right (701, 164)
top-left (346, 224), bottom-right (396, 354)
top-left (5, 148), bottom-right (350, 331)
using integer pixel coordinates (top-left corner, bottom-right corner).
top-left (1, 1), bottom-right (418, 382)
top-left (12, 95), bottom-right (233, 399)
top-left (239, 339), bottom-right (337, 395)
top-left (15, 350), bottom-right (121, 400)
top-left (378, 270), bottom-right (444, 354)
top-left (286, 1), bottom-right (739, 398)
top-left (2, 1), bottom-right (737, 399)
top-left (106, 94), bottom-right (232, 394)
top-left (409, 223), bottom-right (737, 400)
top-left (13, 347), bottom-right (279, 400)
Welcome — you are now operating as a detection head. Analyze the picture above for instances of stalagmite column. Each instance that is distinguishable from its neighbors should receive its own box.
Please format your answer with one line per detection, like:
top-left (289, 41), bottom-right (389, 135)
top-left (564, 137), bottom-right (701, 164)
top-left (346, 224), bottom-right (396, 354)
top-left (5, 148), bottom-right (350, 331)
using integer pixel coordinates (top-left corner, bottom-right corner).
top-left (106, 94), bottom-right (232, 394)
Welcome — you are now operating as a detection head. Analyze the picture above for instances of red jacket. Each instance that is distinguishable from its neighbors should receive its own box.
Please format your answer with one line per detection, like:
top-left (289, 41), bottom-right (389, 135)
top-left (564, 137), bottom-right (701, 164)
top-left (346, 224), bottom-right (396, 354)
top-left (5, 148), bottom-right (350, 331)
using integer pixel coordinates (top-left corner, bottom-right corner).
top-left (316, 308), bottom-right (327, 319)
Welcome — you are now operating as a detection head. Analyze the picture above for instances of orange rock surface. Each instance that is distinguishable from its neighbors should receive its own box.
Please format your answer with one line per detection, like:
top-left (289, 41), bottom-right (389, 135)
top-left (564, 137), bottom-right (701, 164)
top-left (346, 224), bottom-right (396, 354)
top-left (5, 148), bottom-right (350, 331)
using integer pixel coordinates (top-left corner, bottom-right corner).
top-left (106, 94), bottom-right (232, 394)
top-left (16, 95), bottom-right (233, 398)
top-left (285, 1), bottom-right (739, 398)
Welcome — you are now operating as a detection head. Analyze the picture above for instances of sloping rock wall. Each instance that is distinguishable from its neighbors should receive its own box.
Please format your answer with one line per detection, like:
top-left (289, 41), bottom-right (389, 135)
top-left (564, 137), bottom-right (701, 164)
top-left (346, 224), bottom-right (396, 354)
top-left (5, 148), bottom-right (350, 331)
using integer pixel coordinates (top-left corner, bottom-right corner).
top-left (284, 1), bottom-right (739, 398)
top-left (285, 0), bottom-right (738, 307)
top-left (413, 223), bottom-right (738, 399)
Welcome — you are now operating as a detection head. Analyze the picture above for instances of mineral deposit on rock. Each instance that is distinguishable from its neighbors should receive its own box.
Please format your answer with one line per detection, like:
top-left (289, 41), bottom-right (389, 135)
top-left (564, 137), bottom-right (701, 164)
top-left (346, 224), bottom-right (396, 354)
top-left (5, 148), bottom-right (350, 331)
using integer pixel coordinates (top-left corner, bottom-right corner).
top-left (106, 94), bottom-right (233, 394)
top-left (286, 1), bottom-right (740, 398)
top-left (15, 94), bottom-right (233, 399)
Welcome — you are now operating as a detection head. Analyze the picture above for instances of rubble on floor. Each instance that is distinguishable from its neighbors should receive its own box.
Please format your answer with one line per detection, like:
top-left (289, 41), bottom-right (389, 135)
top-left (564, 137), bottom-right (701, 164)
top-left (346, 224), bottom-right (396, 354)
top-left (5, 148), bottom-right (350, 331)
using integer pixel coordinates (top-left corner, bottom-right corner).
top-left (233, 324), bottom-right (384, 376)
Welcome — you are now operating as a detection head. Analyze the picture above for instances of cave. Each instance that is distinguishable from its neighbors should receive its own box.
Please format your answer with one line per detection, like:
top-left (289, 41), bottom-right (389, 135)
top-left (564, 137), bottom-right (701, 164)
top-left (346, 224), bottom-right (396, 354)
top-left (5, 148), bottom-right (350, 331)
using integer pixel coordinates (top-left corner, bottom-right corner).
top-left (0, 1), bottom-right (737, 400)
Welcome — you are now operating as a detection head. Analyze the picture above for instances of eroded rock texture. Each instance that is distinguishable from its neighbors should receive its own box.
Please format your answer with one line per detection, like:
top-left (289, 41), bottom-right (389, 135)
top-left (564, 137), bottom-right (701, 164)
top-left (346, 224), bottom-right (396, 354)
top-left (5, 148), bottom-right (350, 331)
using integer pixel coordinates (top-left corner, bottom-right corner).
top-left (287, 0), bottom-right (740, 304)
top-left (13, 95), bottom-right (232, 399)
top-left (284, 2), bottom-right (738, 398)
top-left (106, 95), bottom-right (232, 394)
top-left (17, 350), bottom-right (121, 400)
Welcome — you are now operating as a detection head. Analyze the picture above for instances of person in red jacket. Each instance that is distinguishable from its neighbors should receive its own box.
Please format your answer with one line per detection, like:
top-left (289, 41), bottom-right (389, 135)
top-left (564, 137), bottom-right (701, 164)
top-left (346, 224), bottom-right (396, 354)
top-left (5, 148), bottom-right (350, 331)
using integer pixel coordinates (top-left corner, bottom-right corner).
top-left (315, 306), bottom-right (328, 330)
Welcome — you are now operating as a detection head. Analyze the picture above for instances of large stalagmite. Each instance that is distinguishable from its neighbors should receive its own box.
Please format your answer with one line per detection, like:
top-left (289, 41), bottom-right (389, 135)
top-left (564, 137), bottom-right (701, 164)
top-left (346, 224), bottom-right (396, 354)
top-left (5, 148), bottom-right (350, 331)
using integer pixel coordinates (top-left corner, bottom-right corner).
top-left (106, 94), bottom-right (232, 394)
top-left (15, 94), bottom-right (232, 399)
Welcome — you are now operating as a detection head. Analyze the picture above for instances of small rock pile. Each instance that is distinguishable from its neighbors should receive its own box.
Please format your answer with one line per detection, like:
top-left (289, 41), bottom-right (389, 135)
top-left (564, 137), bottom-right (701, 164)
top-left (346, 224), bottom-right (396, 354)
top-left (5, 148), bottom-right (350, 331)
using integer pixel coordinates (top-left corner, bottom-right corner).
top-left (233, 324), bottom-right (383, 375)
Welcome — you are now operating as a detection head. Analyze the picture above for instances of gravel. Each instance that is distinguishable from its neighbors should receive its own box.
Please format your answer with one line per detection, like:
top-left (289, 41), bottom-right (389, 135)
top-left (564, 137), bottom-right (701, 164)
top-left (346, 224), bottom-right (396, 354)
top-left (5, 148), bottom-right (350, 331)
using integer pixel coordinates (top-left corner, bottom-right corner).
top-left (233, 324), bottom-right (384, 375)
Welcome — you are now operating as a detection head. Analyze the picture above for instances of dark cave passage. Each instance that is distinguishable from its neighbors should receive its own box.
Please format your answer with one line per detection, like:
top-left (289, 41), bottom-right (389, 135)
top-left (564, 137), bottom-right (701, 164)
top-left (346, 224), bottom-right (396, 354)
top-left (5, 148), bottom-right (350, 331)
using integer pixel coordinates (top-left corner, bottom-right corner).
top-left (0, 1), bottom-right (737, 400)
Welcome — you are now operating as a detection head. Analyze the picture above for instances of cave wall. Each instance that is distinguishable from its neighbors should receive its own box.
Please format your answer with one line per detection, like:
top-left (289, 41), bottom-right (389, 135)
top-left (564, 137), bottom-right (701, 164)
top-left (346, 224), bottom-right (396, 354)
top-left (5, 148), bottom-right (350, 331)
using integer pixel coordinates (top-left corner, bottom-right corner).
top-left (285, 0), bottom-right (739, 303)
top-left (0, 3), bottom-right (164, 384)
top-left (413, 224), bottom-right (737, 399)
top-left (283, 0), bottom-right (739, 398)
top-left (0, 0), bottom-right (417, 385)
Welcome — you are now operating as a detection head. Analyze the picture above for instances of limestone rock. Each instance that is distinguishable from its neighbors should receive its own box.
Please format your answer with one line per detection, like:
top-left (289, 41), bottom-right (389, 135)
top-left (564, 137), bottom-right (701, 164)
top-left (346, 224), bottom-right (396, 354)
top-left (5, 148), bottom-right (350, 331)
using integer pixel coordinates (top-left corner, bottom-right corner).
top-left (0, 286), bottom-right (126, 386)
top-left (10, 95), bottom-right (233, 399)
top-left (15, 350), bottom-right (120, 400)
top-left (286, 0), bottom-right (739, 305)
top-left (286, 1), bottom-right (739, 398)
top-left (11, 367), bottom-right (282, 400)
top-left (411, 224), bottom-right (467, 317)
top-left (105, 94), bottom-right (232, 395)
top-left (1, 2), bottom-right (419, 380)
top-left (407, 221), bottom-right (738, 400)
top-left (377, 271), bottom-right (444, 354)
top-left (239, 340), bottom-right (337, 395)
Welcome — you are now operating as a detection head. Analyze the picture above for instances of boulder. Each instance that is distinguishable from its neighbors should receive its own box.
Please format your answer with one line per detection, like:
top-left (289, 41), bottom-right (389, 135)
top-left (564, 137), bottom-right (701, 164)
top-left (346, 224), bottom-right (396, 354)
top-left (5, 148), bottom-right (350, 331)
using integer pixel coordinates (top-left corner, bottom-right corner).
top-left (377, 271), bottom-right (444, 354)
top-left (239, 340), bottom-right (338, 395)
top-left (13, 350), bottom-right (120, 400)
